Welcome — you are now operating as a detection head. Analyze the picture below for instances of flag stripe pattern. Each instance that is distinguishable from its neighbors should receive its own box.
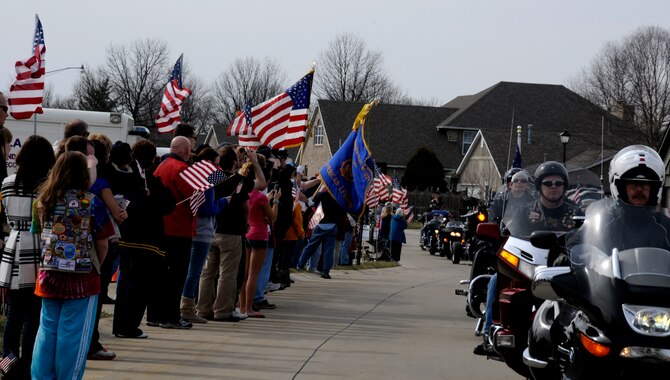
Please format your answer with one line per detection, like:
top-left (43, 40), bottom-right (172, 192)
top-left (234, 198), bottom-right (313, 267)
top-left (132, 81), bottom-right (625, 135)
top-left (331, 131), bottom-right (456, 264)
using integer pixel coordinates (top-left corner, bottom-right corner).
top-left (8, 15), bottom-right (46, 120)
top-left (365, 164), bottom-right (393, 209)
top-left (156, 55), bottom-right (191, 134)
top-left (227, 72), bottom-right (313, 150)
top-left (180, 161), bottom-right (219, 192)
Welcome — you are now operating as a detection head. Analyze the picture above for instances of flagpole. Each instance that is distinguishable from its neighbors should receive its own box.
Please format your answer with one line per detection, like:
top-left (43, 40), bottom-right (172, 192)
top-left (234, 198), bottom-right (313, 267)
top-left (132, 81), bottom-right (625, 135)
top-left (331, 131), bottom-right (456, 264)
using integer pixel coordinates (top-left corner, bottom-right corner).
top-left (505, 108), bottom-right (515, 175)
top-left (33, 113), bottom-right (37, 135)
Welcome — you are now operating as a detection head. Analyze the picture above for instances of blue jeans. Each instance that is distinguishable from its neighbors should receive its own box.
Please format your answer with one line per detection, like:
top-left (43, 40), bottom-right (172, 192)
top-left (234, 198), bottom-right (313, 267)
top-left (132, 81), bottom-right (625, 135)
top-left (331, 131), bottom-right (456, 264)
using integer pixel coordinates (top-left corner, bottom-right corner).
top-left (485, 273), bottom-right (497, 333)
top-left (32, 296), bottom-right (97, 380)
top-left (299, 224), bottom-right (337, 275)
top-left (254, 246), bottom-right (274, 303)
top-left (339, 230), bottom-right (353, 265)
top-left (182, 240), bottom-right (212, 299)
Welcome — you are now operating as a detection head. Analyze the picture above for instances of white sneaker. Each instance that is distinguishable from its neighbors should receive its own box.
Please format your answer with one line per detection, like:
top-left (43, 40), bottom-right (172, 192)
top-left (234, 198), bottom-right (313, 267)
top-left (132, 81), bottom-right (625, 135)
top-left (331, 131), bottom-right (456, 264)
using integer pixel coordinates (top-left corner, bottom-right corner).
top-left (266, 282), bottom-right (282, 292)
top-left (233, 308), bottom-right (248, 320)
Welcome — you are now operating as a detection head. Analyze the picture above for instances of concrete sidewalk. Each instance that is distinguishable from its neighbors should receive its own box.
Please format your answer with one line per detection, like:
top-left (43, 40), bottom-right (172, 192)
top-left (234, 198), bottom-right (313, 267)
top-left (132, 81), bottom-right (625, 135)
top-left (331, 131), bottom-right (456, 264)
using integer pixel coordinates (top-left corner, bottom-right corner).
top-left (84, 229), bottom-right (517, 380)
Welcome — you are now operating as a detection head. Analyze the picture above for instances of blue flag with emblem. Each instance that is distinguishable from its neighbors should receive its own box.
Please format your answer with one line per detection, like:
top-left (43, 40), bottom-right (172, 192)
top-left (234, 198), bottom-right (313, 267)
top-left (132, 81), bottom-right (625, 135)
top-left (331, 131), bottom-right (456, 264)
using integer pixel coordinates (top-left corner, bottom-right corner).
top-left (319, 101), bottom-right (376, 216)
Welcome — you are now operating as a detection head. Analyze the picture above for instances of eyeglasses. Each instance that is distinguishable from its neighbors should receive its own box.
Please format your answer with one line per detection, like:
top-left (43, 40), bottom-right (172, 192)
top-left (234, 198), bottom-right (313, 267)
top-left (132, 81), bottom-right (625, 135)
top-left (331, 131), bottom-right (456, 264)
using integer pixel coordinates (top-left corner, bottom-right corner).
top-left (0, 105), bottom-right (7, 113)
top-left (512, 179), bottom-right (528, 184)
top-left (541, 180), bottom-right (565, 187)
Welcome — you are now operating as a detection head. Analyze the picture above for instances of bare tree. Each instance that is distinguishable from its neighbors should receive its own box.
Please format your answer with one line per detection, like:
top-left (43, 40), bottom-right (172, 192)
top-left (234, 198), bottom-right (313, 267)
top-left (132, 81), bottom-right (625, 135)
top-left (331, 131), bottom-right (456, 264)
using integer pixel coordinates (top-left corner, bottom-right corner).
top-left (315, 32), bottom-right (408, 104)
top-left (71, 67), bottom-right (117, 112)
top-left (569, 26), bottom-right (670, 148)
top-left (103, 38), bottom-right (170, 127)
top-left (211, 57), bottom-right (287, 126)
top-left (181, 76), bottom-right (216, 135)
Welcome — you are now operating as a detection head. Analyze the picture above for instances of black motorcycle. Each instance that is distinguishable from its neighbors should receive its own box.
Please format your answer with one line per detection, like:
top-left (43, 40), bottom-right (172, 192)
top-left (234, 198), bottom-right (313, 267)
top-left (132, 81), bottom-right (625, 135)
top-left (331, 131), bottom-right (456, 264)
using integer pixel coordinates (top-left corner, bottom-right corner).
top-left (419, 210), bottom-right (449, 256)
top-left (444, 220), bottom-right (466, 264)
top-left (524, 206), bottom-right (670, 378)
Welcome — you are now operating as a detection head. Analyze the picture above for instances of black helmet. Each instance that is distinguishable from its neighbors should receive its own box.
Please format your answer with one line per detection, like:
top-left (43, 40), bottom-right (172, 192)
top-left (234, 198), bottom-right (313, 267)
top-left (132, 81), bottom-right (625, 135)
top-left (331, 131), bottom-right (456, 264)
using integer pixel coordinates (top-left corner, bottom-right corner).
top-left (534, 161), bottom-right (568, 191)
top-left (504, 167), bottom-right (523, 184)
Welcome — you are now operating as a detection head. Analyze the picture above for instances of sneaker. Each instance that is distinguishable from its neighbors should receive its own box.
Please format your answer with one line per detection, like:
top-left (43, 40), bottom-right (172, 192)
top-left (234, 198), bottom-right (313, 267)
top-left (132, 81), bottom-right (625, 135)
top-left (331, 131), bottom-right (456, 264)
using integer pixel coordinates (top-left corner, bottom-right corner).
top-left (233, 308), bottom-right (248, 320)
top-left (320, 273), bottom-right (332, 279)
top-left (88, 348), bottom-right (116, 360)
top-left (145, 320), bottom-right (160, 327)
top-left (159, 320), bottom-right (193, 329)
top-left (254, 300), bottom-right (277, 309)
top-left (246, 311), bottom-right (266, 318)
top-left (266, 282), bottom-right (282, 292)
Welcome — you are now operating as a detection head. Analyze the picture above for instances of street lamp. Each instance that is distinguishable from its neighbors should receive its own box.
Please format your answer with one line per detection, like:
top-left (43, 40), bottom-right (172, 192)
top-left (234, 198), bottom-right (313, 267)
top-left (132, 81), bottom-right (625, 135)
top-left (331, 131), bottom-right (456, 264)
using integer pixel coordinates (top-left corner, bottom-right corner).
top-left (45, 65), bottom-right (85, 76)
top-left (560, 129), bottom-right (571, 165)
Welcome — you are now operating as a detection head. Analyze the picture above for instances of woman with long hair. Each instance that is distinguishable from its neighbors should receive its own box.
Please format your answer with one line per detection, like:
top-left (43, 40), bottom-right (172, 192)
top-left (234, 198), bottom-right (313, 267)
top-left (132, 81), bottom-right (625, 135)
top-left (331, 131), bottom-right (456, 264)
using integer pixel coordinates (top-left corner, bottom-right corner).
top-left (30, 151), bottom-right (113, 380)
top-left (0, 135), bottom-right (55, 378)
top-left (240, 154), bottom-right (279, 318)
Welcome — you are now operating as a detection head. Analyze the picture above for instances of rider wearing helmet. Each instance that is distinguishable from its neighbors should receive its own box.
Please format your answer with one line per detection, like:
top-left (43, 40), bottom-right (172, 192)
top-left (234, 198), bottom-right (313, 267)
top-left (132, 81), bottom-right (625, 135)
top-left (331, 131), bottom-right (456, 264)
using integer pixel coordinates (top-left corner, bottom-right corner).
top-left (566, 145), bottom-right (670, 254)
top-left (489, 168), bottom-right (536, 223)
top-left (523, 161), bottom-right (581, 232)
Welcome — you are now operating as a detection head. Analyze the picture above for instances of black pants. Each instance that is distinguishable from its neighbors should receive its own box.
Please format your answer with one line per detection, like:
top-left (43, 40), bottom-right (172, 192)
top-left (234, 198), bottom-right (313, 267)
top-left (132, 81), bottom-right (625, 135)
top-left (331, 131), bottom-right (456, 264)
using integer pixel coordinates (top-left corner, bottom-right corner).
top-left (3, 288), bottom-right (41, 359)
top-left (89, 242), bottom-right (120, 354)
top-left (390, 241), bottom-right (403, 262)
top-left (113, 244), bottom-right (163, 335)
top-left (157, 236), bottom-right (192, 323)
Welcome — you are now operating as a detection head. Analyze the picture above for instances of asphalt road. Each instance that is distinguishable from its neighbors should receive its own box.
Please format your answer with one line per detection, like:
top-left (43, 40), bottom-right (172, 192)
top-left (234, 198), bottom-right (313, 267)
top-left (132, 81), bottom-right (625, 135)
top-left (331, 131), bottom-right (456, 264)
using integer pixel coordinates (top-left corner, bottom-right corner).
top-left (85, 229), bottom-right (523, 380)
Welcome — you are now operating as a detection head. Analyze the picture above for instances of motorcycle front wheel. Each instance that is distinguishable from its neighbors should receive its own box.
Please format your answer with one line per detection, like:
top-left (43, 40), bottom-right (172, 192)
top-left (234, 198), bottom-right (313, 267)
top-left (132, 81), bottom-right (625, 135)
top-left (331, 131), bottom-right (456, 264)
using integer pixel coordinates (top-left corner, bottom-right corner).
top-left (452, 242), bottom-right (463, 264)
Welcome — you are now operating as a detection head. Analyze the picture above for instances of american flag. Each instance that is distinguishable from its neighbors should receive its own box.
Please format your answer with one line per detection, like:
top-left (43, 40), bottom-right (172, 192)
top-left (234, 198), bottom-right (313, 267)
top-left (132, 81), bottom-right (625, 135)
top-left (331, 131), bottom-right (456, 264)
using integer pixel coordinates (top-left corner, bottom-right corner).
top-left (308, 204), bottom-right (324, 230)
top-left (156, 54), bottom-right (192, 134)
top-left (392, 176), bottom-right (407, 205)
top-left (364, 164), bottom-right (392, 209)
top-left (8, 15), bottom-right (46, 120)
top-left (0, 352), bottom-right (17, 374)
top-left (186, 168), bottom-right (228, 215)
top-left (227, 71), bottom-right (313, 150)
top-left (237, 102), bottom-right (261, 149)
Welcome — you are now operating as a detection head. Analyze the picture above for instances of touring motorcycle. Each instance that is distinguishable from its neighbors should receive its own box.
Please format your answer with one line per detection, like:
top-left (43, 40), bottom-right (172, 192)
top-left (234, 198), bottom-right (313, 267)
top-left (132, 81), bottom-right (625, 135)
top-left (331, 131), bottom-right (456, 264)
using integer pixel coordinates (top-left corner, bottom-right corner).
top-left (524, 200), bottom-right (670, 379)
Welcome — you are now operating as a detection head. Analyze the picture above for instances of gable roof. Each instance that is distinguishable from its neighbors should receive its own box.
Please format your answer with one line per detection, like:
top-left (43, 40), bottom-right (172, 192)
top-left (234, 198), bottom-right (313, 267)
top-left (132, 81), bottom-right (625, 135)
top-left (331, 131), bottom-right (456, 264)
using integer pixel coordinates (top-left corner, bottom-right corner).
top-left (440, 81), bottom-right (643, 177)
top-left (316, 99), bottom-right (458, 169)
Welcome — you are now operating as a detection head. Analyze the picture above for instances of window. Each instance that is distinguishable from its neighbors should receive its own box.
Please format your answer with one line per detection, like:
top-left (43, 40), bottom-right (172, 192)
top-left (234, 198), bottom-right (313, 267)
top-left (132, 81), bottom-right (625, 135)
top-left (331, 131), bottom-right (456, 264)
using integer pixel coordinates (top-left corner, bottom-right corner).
top-left (314, 123), bottom-right (324, 146)
top-left (462, 130), bottom-right (476, 155)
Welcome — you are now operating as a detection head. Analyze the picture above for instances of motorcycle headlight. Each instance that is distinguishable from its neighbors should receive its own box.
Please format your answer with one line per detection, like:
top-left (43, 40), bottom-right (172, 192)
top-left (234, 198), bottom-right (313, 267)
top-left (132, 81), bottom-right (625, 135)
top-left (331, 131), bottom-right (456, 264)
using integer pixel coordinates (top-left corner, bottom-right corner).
top-left (454, 232), bottom-right (461, 237)
top-left (434, 229), bottom-right (439, 234)
top-left (622, 304), bottom-right (670, 337)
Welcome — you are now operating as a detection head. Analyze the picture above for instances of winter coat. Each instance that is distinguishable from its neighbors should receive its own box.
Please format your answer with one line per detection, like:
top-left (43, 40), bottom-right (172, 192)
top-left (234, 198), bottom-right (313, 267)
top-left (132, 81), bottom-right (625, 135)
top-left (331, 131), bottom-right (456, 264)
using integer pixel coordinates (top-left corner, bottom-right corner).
top-left (390, 214), bottom-right (407, 243)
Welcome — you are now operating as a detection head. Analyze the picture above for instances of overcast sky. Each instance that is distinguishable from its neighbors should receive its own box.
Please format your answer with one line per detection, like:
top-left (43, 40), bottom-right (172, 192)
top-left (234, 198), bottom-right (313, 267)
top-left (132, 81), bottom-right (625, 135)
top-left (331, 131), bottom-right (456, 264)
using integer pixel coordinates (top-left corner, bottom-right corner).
top-left (3, 0), bottom-right (670, 106)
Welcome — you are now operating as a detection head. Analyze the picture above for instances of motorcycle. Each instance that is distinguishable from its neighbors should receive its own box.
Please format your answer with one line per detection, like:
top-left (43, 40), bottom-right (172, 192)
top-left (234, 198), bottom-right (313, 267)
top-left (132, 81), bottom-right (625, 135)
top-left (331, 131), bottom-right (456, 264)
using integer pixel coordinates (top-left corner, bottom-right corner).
top-left (461, 204), bottom-right (490, 262)
top-left (524, 201), bottom-right (670, 379)
top-left (419, 210), bottom-right (449, 256)
top-left (470, 203), bottom-right (578, 378)
top-left (445, 220), bottom-right (466, 264)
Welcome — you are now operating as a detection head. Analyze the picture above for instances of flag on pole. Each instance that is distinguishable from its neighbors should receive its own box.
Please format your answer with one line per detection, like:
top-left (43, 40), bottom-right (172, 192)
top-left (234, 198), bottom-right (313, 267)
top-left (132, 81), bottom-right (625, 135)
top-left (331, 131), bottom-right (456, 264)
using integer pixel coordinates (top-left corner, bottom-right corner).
top-left (512, 142), bottom-right (523, 168)
top-left (8, 15), bottom-right (46, 120)
top-left (236, 102), bottom-right (261, 149)
top-left (156, 54), bottom-right (192, 134)
top-left (227, 71), bottom-right (313, 149)
top-left (319, 101), bottom-right (376, 216)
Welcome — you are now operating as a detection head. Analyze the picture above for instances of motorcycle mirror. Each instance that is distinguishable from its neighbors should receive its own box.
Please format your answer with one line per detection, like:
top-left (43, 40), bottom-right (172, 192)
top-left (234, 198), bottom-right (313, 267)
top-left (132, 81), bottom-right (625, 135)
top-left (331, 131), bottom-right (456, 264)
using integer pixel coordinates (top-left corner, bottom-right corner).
top-left (530, 231), bottom-right (559, 249)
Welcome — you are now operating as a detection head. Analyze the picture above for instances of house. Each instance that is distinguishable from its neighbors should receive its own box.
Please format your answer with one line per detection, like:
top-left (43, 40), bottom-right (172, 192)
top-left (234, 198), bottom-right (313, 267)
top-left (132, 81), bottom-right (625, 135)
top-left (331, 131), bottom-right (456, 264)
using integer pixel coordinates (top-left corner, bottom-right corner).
top-left (300, 100), bottom-right (457, 179)
top-left (448, 82), bottom-right (643, 197)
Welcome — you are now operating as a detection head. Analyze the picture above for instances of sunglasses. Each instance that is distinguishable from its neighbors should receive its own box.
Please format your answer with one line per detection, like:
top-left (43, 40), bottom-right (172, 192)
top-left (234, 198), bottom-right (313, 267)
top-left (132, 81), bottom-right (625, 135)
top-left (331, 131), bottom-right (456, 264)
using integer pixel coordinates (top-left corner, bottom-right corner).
top-left (541, 180), bottom-right (565, 187)
top-left (512, 179), bottom-right (528, 184)
top-left (0, 105), bottom-right (7, 113)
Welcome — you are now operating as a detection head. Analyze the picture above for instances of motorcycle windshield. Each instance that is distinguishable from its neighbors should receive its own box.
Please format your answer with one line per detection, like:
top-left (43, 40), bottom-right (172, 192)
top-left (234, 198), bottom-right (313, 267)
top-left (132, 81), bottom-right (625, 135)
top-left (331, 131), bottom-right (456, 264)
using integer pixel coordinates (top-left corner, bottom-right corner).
top-left (498, 197), bottom-right (573, 238)
top-left (569, 198), bottom-right (670, 288)
top-left (446, 221), bottom-right (464, 229)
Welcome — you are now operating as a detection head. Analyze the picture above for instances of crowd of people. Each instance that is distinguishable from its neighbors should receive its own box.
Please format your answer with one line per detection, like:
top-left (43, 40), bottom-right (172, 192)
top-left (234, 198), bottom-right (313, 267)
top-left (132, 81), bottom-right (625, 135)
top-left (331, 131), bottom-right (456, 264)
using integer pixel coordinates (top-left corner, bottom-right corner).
top-left (0, 90), bottom-right (376, 380)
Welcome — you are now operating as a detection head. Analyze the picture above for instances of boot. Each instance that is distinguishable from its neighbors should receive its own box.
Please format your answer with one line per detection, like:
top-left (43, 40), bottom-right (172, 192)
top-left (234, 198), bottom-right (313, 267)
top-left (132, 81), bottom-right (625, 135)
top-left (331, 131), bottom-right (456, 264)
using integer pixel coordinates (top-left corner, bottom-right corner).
top-left (180, 297), bottom-right (208, 323)
top-left (279, 269), bottom-right (291, 288)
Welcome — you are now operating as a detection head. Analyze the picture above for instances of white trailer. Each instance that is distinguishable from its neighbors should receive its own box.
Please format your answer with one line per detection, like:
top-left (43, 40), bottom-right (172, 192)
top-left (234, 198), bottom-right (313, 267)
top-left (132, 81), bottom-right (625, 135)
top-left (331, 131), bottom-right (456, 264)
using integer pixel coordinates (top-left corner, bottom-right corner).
top-left (3, 108), bottom-right (150, 174)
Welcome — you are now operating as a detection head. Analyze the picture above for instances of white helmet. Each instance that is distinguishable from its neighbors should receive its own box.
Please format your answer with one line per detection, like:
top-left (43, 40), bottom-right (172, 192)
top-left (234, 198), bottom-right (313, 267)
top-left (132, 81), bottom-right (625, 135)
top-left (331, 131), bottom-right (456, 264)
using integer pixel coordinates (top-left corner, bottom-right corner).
top-left (609, 145), bottom-right (665, 205)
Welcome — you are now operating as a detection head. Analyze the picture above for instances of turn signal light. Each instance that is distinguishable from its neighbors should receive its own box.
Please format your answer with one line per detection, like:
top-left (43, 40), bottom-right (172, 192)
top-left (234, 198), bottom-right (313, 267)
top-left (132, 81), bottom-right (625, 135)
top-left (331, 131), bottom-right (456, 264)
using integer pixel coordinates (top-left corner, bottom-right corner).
top-left (580, 333), bottom-right (610, 357)
top-left (477, 213), bottom-right (487, 222)
top-left (499, 249), bottom-right (519, 269)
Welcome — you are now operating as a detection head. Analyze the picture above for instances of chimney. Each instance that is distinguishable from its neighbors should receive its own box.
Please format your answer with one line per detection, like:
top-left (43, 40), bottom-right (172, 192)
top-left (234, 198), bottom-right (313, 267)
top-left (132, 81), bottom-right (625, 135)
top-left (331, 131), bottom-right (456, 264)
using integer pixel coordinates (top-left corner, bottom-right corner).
top-left (611, 100), bottom-right (634, 122)
top-left (527, 124), bottom-right (533, 144)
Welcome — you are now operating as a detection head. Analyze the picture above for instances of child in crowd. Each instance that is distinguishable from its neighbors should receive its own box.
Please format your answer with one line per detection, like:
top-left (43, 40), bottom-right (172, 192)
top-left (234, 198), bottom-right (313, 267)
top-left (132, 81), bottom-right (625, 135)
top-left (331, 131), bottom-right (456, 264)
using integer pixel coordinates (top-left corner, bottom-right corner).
top-left (30, 151), bottom-right (114, 380)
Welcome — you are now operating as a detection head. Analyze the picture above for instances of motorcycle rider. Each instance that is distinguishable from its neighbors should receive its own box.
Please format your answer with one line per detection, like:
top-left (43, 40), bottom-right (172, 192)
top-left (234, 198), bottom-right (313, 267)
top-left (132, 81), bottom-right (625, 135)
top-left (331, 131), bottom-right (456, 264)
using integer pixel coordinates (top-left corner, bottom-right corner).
top-left (489, 168), bottom-right (535, 222)
top-left (474, 161), bottom-right (581, 356)
top-left (565, 145), bottom-right (670, 257)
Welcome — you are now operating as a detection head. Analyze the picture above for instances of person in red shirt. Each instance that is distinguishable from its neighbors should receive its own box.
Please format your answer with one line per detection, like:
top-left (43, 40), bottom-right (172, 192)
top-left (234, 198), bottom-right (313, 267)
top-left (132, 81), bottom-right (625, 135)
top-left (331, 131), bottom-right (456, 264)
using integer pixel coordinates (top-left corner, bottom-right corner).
top-left (152, 136), bottom-right (195, 329)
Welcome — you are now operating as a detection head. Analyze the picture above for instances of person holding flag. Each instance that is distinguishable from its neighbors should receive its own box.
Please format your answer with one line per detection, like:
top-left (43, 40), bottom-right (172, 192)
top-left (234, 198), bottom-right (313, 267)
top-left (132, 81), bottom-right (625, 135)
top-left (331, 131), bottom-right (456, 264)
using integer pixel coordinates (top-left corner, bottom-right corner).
top-left (151, 136), bottom-right (195, 329)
